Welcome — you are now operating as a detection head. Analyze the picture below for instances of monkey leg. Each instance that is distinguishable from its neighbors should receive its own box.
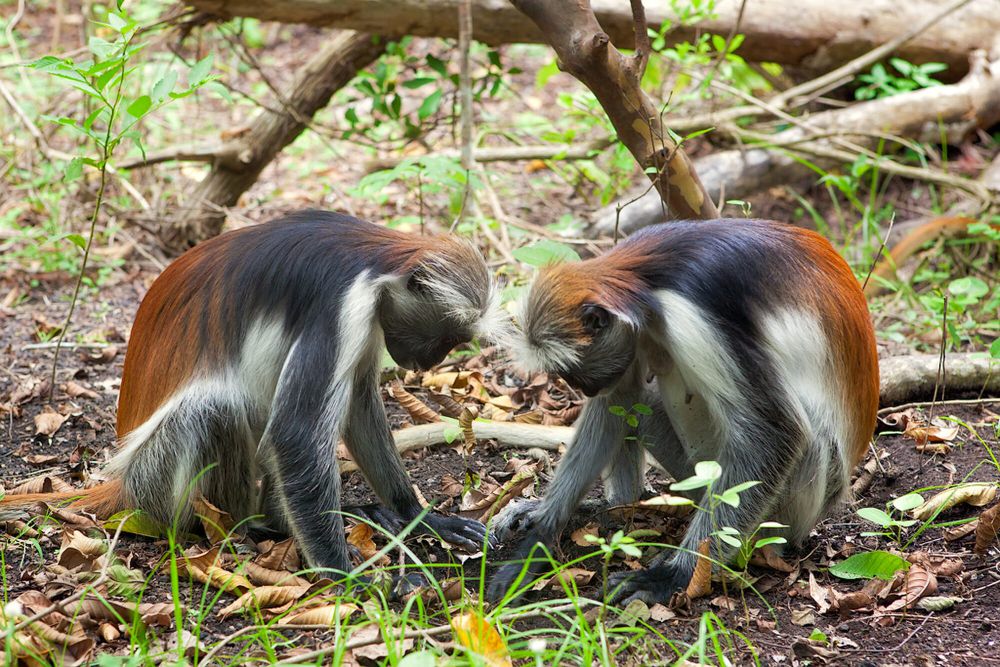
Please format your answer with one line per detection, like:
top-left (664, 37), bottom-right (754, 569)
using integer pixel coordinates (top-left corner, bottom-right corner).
top-left (110, 389), bottom-right (258, 533)
top-left (609, 408), bottom-right (807, 605)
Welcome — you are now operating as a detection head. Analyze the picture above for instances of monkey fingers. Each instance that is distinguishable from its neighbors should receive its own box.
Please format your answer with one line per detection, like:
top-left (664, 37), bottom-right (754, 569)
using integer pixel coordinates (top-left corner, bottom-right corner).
top-left (607, 564), bottom-right (688, 606)
top-left (415, 513), bottom-right (490, 551)
top-left (342, 503), bottom-right (406, 533)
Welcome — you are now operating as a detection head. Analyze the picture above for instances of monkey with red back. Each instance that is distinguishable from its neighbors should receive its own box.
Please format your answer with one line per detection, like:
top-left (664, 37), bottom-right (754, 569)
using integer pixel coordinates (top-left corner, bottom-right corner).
top-left (2, 210), bottom-right (506, 573)
top-left (489, 218), bottom-right (878, 604)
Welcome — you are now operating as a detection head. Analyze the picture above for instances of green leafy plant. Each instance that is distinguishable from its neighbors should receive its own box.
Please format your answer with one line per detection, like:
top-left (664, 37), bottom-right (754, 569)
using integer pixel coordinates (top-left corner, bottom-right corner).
top-left (856, 492), bottom-right (923, 544)
top-left (29, 4), bottom-right (214, 388)
top-left (513, 239), bottom-right (581, 267)
top-left (855, 58), bottom-right (947, 100)
top-left (829, 550), bottom-right (910, 581)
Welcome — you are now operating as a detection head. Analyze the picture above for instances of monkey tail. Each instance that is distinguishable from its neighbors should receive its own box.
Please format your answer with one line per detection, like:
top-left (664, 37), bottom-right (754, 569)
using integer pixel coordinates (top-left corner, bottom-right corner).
top-left (0, 479), bottom-right (127, 518)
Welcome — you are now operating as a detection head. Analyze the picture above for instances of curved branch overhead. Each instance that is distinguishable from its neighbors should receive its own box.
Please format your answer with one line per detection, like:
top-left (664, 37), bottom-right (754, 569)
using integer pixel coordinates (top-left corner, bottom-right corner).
top-left (188, 0), bottom-right (997, 78)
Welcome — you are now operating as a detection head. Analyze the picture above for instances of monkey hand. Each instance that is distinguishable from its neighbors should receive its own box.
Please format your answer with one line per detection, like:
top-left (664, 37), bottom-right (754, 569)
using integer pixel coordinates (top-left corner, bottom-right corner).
top-left (415, 513), bottom-right (490, 552)
top-left (607, 562), bottom-right (690, 606)
top-left (487, 498), bottom-right (540, 542)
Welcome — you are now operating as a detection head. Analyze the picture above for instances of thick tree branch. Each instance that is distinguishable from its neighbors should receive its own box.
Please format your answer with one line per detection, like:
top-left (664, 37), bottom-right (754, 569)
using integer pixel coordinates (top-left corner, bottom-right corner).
top-left (511, 0), bottom-right (717, 220)
top-left (187, 0), bottom-right (996, 80)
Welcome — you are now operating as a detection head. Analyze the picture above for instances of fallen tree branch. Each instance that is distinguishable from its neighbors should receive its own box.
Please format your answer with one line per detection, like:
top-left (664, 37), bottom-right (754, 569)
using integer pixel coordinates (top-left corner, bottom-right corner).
top-left (186, 0), bottom-right (997, 79)
top-left (591, 41), bottom-right (1000, 237)
top-left (362, 138), bottom-right (615, 173)
top-left (339, 422), bottom-right (574, 473)
top-left (878, 353), bottom-right (1000, 407)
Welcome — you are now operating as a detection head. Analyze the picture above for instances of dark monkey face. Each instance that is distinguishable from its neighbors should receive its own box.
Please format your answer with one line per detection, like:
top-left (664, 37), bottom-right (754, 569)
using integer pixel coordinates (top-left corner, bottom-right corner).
top-left (380, 251), bottom-right (506, 371)
top-left (515, 273), bottom-right (640, 397)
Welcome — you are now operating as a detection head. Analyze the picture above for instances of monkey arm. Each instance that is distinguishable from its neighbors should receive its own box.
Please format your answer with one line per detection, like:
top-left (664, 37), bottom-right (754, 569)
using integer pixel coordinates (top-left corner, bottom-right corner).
top-left (261, 340), bottom-right (353, 573)
top-left (488, 374), bottom-right (641, 601)
top-left (341, 366), bottom-right (487, 551)
top-left (610, 397), bottom-right (806, 605)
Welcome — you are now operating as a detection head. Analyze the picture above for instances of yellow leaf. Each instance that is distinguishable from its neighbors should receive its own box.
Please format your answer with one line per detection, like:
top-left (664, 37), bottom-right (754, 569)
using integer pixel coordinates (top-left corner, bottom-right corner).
top-left (910, 483), bottom-right (998, 521)
top-left (450, 612), bottom-right (511, 667)
top-left (285, 603), bottom-right (357, 625)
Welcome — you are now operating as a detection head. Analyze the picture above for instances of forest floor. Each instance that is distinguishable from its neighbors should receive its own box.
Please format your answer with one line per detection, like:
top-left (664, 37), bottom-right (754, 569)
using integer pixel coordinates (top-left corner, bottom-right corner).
top-left (1, 276), bottom-right (999, 665)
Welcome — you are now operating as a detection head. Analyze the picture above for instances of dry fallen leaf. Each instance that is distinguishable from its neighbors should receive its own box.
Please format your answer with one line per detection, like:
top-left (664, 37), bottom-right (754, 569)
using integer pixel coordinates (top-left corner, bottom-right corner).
top-left (347, 523), bottom-right (387, 564)
top-left (790, 608), bottom-right (816, 626)
top-left (285, 603), bottom-right (357, 625)
top-left (58, 530), bottom-right (108, 571)
top-left (217, 585), bottom-right (311, 618)
top-left (256, 537), bottom-right (301, 572)
top-left (34, 406), bottom-right (68, 436)
top-left (451, 611), bottom-right (512, 667)
top-left (532, 567), bottom-right (595, 591)
top-left (63, 381), bottom-right (99, 400)
top-left (570, 523), bottom-right (600, 547)
top-left (389, 381), bottom-right (440, 424)
top-left (685, 538), bottom-right (712, 599)
top-left (884, 565), bottom-right (937, 611)
top-left (193, 496), bottom-right (234, 545)
top-left (458, 405), bottom-right (480, 454)
top-left (9, 475), bottom-right (75, 495)
top-left (910, 483), bottom-right (998, 521)
top-left (242, 561), bottom-right (310, 588)
top-left (975, 502), bottom-right (1000, 555)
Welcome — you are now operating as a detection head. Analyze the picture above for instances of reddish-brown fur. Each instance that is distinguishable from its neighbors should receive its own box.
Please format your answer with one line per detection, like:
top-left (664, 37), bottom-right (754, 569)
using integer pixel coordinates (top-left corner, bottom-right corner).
top-left (2, 220), bottom-right (473, 518)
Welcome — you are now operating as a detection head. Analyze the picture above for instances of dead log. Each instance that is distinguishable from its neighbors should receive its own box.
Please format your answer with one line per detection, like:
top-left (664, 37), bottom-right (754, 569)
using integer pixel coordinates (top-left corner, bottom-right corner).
top-left (366, 352), bottom-right (997, 462)
top-left (511, 0), bottom-right (717, 221)
top-left (188, 0), bottom-right (995, 79)
top-left (591, 43), bottom-right (1000, 238)
top-left (166, 31), bottom-right (385, 249)
top-left (879, 353), bottom-right (1000, 407)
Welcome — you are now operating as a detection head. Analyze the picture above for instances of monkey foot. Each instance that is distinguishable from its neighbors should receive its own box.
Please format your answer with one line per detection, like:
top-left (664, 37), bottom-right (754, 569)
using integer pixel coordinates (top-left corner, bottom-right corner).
top-left (342, 503), bottom-right (407, 533)
top-left (608, 564), bottom-right (689, 606)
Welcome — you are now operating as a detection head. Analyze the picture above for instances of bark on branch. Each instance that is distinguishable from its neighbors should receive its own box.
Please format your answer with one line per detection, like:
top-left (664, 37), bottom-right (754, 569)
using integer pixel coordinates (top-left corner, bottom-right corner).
top-left (187, 0), bottom-right (997, 79)
top-left (512, 0), bottom-right (717, 221)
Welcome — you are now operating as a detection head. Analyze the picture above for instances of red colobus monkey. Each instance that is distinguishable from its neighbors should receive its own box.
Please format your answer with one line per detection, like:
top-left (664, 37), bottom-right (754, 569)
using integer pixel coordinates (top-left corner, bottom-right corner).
top-left (489, 219), bottom-right (878, 604)
top-left (3, 211), bottom-right (506, 573)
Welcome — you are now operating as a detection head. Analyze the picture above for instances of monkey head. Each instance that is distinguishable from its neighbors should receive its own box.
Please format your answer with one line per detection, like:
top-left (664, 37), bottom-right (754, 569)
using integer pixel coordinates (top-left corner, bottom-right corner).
top-left (514, 260), bottom-right (646, 397)
top-left (379, 239), bottom-right (508, 371)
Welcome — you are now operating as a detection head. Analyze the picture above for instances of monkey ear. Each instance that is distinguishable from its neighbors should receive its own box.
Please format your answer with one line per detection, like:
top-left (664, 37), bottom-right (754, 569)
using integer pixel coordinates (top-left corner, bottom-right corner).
top-left (580, 303), bottom-right (611, 335)
top-left (406, 268), bottom-right (430, 294)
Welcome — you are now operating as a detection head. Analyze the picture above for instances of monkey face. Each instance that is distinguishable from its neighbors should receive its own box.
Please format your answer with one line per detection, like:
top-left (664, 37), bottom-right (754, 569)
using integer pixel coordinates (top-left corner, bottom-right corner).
top-left (553, 305), bottom-right (637, 396)
top-left (379, 275), bottom-right (475, 371)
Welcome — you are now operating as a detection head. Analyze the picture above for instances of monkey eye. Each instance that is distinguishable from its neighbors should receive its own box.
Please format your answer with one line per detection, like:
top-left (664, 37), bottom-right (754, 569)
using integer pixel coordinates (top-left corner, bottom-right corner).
top-left (580, 304), bottom-right (610, 335)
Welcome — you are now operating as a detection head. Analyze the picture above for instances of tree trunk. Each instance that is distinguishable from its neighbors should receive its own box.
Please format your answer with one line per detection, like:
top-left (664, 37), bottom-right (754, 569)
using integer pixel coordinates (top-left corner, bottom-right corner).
top-left (188, 0), bottom-right (994, 79)
top-left (590, 45), bottom-right (1000, 238)
top-left (165, 31), bottom-right (385, 249)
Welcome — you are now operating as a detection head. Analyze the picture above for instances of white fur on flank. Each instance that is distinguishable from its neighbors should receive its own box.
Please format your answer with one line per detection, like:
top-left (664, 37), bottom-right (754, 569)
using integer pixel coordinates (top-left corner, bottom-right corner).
top-left (655, 291), bottom-right (740, 421)
top-left (759, 309), bottom-right (845, 539)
